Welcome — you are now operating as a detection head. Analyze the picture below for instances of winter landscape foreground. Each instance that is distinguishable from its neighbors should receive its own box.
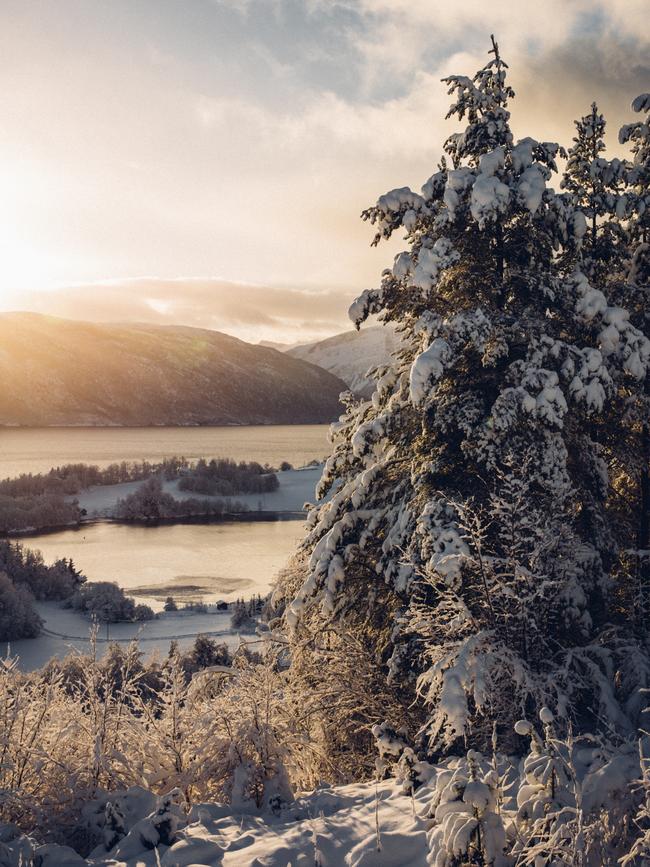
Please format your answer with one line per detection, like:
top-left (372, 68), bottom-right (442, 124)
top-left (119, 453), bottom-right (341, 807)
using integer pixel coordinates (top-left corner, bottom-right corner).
top-left (3, 41), bottom-right (650, 866)
top-left (3, 741), bottom-right (637, 867)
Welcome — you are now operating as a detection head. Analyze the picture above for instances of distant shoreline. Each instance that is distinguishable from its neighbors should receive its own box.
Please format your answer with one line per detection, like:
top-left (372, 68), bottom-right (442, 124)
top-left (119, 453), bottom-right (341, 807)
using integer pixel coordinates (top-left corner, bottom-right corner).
top-left (0, 425), bottom-right (330, 482)
top-left (4, 510), bottom-right (306, 540)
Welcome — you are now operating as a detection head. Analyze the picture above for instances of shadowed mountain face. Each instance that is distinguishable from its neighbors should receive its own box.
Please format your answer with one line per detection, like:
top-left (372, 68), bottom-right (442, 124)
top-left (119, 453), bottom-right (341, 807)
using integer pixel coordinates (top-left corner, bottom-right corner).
top-left (0, 314), bottom-right (346, 426)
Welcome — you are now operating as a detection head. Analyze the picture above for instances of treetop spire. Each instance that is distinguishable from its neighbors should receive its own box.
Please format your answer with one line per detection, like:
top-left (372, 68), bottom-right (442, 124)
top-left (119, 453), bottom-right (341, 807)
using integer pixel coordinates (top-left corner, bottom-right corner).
top-left (442, 37), bottom-right (514, 165)
top-left (489, 34), bottom-right (505, 68)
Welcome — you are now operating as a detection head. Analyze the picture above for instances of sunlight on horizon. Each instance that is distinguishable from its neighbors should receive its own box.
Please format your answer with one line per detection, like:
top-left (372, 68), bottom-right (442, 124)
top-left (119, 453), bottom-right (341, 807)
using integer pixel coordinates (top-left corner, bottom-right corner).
top-left (0, 0), bottom-right (648, 343)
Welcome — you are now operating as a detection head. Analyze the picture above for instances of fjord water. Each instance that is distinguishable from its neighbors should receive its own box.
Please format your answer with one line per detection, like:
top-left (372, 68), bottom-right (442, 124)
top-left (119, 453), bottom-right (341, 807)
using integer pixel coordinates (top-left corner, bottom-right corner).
top-left (3, 425), bottom-right (329, 608)
top-left (0, 424), bottom-right (330, 478)
top-left (19, 520), bottom-right (305, 610)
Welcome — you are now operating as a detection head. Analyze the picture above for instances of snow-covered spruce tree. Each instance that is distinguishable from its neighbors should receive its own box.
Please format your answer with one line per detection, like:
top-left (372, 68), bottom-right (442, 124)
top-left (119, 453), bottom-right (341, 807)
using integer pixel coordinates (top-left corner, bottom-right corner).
top-left (284, 39), bottom-right (650, 756)
top-left (426, 749), bottom-right (508, 866)
top-left (560, 102), bottom-right (629, 284)
top-left (618, 95), bottom-right (650, 356)
top-left (511, 709), bottom-right (579, 865)
top-left (620, 94), bottom-right (650, 270)
top-left (559, 98), bottom-right (650, 700)
top-left (618, 95), bottom-right (650, 635)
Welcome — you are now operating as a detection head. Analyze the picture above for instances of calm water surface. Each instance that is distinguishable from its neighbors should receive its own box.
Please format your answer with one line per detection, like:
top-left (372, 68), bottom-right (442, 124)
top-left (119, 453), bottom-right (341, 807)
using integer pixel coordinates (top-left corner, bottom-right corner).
top-left (3, 425), bottom-right (324, 611)
top-left (0, 424), bottom-right (330, 478)
top-left (20, 520), bottom-right (304, 610)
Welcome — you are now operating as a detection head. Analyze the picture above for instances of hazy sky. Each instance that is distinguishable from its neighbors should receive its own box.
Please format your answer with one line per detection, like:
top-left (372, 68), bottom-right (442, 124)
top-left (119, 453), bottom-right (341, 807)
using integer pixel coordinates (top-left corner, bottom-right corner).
top-left (0, 0), bottom-right (648, 343)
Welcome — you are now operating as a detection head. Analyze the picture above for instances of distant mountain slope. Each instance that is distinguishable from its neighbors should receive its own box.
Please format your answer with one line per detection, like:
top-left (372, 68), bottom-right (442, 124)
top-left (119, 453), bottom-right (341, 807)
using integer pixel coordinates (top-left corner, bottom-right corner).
top-left (0, 314), bottom-right (346, 426)
top-left (258, 339), bottom-right (302, 352)
top-left (287, 325), bottom-right (398, 398)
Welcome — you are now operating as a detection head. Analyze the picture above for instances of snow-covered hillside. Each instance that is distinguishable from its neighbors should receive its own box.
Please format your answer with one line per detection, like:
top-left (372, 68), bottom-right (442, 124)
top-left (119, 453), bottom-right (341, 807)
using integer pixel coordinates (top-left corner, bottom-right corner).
top-left (287, 325), bottom-right (399, 398)
top-left (0, 314), bottom-right (346, 426)
top-left (1, 740), bottom-right (641, 866)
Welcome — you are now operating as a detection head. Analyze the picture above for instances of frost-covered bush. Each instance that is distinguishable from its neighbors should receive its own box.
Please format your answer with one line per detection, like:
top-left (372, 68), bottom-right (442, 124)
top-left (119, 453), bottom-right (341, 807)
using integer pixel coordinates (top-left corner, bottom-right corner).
top-left (620, 739), bottom-right (650, 866)
top-left (426, 749), bottom-right (508, 866)
top-left (371, 709), bottom-right (640, 866)
top-left (0, 644), bottom-right (322, 849)
top-left (424, 710), bottom-right (641, 865)
top-left (281, 600), bottom-right (421, 783)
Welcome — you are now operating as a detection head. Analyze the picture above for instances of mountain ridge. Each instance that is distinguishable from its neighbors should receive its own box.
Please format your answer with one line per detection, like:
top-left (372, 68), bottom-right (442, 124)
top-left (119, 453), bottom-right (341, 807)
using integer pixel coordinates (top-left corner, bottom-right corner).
top-left (0, 313), bottom-right (346, 426)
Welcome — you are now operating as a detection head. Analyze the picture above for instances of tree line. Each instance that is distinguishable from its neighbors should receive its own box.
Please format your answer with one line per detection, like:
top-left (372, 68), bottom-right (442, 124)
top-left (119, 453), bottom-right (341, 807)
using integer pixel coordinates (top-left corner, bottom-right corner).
top-left (0, 539), bottom-right (156, 640)
top-left (0, 456), bottom-right (282, 532)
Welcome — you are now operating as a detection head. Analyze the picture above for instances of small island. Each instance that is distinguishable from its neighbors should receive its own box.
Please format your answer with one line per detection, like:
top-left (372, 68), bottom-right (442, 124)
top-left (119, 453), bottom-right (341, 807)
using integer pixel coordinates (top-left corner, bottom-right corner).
top-left (0, 456), bottom-right (317, 534)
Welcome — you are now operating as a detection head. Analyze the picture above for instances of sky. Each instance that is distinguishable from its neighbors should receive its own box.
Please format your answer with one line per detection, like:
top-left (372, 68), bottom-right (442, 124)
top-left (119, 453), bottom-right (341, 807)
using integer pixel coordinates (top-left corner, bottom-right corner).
top-left (0, 0), bottom-right (648, 344)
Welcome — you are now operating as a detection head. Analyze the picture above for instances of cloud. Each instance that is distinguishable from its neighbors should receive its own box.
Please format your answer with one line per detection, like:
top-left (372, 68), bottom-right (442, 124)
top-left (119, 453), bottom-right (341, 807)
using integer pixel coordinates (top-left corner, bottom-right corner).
top-left (1, 0), bottom-right (649, 344)
top-left (18, 278), bottom-right (356, 344)
top-left (520, 30), bottom-right (650, 127)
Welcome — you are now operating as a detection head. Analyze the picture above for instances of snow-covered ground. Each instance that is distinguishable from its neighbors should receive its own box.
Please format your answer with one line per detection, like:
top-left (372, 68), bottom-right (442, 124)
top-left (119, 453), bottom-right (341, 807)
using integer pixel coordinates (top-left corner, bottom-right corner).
top-left (0, 728), bottom-right (640, 865)
top-left (1, 778), bottom-right (429, 866)
top-left (7, 602), bottom-right (253, 672)
top-left (73, 466), bottom-right (323, 518)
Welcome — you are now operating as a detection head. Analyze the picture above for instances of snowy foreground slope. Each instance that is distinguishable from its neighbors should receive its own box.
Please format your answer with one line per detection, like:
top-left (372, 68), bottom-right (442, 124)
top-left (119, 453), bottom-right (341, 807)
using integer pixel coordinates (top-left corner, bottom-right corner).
top-left (1, 779), bottom-right (428, 867)
top-left (0, 742), bottom-right (641, 866)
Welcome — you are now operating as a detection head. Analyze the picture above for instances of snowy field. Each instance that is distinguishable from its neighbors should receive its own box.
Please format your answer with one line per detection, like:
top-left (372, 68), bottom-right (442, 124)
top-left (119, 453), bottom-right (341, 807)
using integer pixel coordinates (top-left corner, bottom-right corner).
top-left (2, 744), bottom-right (640, 866)
top-left (72, 466), bottom-right (322, 517)
top-left (7, 602), bottom-right (254, 672)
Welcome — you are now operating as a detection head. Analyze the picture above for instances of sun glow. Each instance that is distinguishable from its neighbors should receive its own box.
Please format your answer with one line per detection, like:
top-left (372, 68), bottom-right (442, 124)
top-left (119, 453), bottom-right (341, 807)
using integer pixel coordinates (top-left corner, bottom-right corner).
top-left (0, 163), bottom-right (63, 299)
top-left (0, 232), bottom-right (58, 298)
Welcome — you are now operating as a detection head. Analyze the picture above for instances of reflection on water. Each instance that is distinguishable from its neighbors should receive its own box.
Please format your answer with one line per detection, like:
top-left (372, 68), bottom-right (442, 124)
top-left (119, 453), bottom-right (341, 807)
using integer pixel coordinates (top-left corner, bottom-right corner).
top-left (19, 519), bottom-right (304, 610)
top-left (130, 574), bottom-right (257, 602)
top-left (0, 424), bottom-right (330, 478)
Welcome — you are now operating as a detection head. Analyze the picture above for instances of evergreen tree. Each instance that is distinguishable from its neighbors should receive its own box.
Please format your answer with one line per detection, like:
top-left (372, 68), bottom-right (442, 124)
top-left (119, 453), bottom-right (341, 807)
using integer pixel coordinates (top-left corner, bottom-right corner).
top-left (559, 100), bottom-right (650, 652)
top-left (560, 102), bottom-right (628, 283)
top-left (511, 710), bottom-right (579, 865)
top-left (620, 94), bottom-right (650, 262)
top-left (427, 749), bottom-right (507, 866)
top-left (619, 96), bottom-right (650, 616)
top-left (284, 41), bottom-right (650, 753)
